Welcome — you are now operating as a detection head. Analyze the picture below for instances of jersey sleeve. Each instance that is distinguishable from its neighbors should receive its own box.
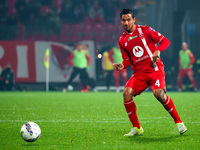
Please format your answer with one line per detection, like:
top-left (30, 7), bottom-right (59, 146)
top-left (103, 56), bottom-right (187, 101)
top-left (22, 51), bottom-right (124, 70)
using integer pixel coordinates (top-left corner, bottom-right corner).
top-left (118, 40), bottom-right (129, 60)
top-left (146, 26), bottom-right (164, 44)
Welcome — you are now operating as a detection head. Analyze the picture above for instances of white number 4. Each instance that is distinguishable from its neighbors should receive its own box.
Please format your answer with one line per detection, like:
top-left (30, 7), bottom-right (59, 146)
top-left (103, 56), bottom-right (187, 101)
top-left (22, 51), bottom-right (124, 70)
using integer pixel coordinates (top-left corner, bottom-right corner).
top-left (155, 79), bottom-right (160, 87)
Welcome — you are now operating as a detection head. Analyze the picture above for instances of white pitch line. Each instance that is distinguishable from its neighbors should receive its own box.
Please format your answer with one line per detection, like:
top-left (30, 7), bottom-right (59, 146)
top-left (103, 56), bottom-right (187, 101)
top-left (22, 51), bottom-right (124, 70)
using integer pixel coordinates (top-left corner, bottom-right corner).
top-left (0, 119), bottom-right (199, 124)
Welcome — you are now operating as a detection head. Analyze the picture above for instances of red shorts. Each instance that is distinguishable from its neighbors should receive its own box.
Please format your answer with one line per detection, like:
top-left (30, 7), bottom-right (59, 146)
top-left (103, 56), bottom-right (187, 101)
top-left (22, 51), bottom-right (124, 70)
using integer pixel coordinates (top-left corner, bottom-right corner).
top-left (178, 68), bottom-right (193, 78)
top-left (125, 68), bottom-right (166, 96)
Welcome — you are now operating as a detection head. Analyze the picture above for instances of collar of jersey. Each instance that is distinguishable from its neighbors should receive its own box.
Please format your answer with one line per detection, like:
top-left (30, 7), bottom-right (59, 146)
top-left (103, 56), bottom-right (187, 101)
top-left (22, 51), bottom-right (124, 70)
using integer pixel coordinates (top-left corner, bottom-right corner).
top-left (124, 25), bottom-right (138, 35)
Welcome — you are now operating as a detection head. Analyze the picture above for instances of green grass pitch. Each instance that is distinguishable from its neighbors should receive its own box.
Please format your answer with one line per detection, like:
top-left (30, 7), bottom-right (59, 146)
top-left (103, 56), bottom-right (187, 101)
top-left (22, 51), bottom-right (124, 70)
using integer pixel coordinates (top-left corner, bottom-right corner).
top-left (0, 91), bottom-right (200, 150)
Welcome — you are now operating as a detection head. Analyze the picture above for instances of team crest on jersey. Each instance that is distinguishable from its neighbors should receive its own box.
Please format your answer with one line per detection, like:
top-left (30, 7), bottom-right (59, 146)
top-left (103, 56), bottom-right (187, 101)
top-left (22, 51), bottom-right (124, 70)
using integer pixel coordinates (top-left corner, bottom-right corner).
top-left (128, 35), bottom-right (138, 41)
top-left (133, 46), bottom-right (144, 57)
top-left (149, 27), bottom-right (153, 31)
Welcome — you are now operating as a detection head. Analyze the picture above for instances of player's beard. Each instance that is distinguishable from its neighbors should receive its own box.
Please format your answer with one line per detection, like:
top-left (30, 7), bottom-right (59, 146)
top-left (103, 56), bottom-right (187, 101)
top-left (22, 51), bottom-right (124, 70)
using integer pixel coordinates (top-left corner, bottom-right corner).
top-left (124, 24), bottom-right (134, 33)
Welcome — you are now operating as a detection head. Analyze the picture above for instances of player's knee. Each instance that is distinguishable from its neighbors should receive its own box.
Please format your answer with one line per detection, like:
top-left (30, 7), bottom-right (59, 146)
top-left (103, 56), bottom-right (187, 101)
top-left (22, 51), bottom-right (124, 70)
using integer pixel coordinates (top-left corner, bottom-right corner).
top-left (188, 76), bottom-right (194, 80)
top-left (123, 88), bottom-right (134, 101)
top-left (153, 89), bottom-right (166, 103)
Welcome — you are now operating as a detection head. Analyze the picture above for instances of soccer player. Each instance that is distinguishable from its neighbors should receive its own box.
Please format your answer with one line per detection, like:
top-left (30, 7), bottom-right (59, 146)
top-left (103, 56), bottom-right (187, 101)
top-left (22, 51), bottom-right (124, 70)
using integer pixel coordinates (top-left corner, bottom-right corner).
top-left (102, 49), bottom-right (114, 91)
top-left (177, 42), bottom-right (197, 91)
top-left (66, 44), bottom-right (91, 92)
top-left (109, 43), bottom-right (127, 92)
top-left (113, 8), bottom-right (187, 136)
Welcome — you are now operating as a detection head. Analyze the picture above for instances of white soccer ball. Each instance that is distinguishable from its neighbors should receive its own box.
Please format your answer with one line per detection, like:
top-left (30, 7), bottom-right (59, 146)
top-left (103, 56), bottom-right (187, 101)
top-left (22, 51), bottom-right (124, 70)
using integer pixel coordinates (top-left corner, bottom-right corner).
top-left (20, 122), bottom-right (41, 142)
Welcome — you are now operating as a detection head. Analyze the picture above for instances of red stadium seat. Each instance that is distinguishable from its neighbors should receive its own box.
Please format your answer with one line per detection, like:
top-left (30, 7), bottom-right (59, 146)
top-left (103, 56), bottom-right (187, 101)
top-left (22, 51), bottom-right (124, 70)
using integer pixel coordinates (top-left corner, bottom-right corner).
top-left (104, 23), bottom-right (115, 42)
top-left (83, 16), bottom-right (92, 25)
top-left (94, 23), bottom-right (103, 33)
top-left (48, 34), bottom-right (58, 42)
top-left (17, 23), bottom-right (26, 33)
top-left (82, 34), bottom-right (92, 41)
top-left (94, 35), bottom-right (103, 42)
top-left (70, 24), bottom-right (82, 42)
top-left (53, 0), bottom-right (62, 11)
top-left (71, 24), bottom-right (82, 33)
top-left (82, 23), bottom-right (93, 40)
top-left (36, 34), bottom-right (47, 41)
top-left (105, 23), bottom-right (115, 33)
top-left (15, 34), bottom-right (24, 41)
top-left (7, 0), bottom-right (17, 15)
top-left (61, 23), bottom-right (70, 35)
top-left (26, 34), bottom-right (35, 41)
top-left (69, 35), bottom-right (81, 43)
top-left (59, 35), bottom-right (69, 43)
top-left (116, 23), bottom-right (124, 40)
top-left (93, 23), bottom-right (104, 42)
top-left (83, 23), bottom-right (93, 33)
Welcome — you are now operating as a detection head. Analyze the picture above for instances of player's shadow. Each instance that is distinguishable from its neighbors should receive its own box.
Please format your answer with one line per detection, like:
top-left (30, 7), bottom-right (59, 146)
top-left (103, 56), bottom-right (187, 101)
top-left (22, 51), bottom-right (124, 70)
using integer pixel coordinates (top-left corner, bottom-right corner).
top-left (125, 134), bottom-right (189, 143)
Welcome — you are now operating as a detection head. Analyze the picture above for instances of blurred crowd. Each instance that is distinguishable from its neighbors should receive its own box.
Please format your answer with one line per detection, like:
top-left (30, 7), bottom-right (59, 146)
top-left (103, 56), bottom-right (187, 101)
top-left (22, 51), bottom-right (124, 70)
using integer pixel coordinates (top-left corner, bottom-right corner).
top-left (0, 0), bottom-right (136, 43)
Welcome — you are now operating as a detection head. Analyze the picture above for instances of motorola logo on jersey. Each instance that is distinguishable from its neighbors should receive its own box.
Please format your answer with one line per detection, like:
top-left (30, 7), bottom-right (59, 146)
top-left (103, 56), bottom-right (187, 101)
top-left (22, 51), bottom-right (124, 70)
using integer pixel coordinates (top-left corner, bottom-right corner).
top-left (133, 46), bottom-right (144, 57)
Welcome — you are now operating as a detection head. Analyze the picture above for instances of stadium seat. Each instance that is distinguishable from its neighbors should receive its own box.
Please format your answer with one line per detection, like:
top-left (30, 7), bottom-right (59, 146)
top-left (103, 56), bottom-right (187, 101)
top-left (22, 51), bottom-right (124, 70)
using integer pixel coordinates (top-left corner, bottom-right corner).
top-left (82, 34), bottom-right (92, 41)
top-left (94, 23), bottom-right (104, 42)
top-left (116, 23), bottom-right (124, 40)
top-left (104, 23), bottom-right (115, 42)
top-left (61, 23), bottom-right (70, 35)
top-left (71, 24), bottom-right (82, 33)
top-left (26, 34), bottom-right (35, 41)
top-left (94, 35), bottom-right (103, 42)
top-left (15, 34), bottom-right (24, 41)
top-left (48, 34), bottom-right (58, 42)
top-left (94, 23), bottom-right (103, 33)
top-left (82, 23), bottom-right (93, 40)
top-left (69, 35), bottom-right (81, 43)
top-left (53, 0), bottom-right (63, 11)
top-left (7, 0), bottom-right (17, 15)
top-left (17, 23), bottom-right (26, 33)
top-left (70, 24), bottom-right (82, 42)
top-left (59, 35), bottom-right (69, 43)
top-left (36, 34), bottom-right (47, 41)
top-left (83, 16), bottom-right (92, 25)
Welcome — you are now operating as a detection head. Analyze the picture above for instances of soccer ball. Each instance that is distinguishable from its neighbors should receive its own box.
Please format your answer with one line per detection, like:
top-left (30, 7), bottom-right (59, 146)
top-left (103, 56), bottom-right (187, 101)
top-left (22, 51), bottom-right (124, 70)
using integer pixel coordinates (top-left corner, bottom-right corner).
top-left (20, 122), bottom-right (41, 142)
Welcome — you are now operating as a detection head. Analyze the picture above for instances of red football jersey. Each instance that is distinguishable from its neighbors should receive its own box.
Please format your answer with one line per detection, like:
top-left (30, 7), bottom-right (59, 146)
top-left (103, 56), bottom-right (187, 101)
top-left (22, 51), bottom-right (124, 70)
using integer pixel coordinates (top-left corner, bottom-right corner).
top-left (118, 25), bottom-right (166, 73)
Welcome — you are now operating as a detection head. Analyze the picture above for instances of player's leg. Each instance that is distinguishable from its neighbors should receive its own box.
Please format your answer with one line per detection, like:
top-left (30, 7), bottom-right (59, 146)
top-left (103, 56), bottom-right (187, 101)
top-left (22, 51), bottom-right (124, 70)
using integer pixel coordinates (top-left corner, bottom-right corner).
top-left (151, 70), bottom-right (187, 134)
top-left (153, 88), bottom-right (182, 124)
top-left (177, 70), bottom-right (183, 91)
top-left (153, 88), bottom-right (187, 134)
top-left (121, 69), bottom-right (128, 85)
top-left (123, 75), bottom-right (148, 136)
top-left (113, 70), bottom-right (120, 92)
top-left (80, 68), bottom-right (91, 91)
top-left (66, 67), bottom-right (79, 89)
top-left (186, 69), bottom-right (197, 91)
top-left (123, 87), bottom-right (143, 136)
top-left (106, 70), bottom-right (113, 90)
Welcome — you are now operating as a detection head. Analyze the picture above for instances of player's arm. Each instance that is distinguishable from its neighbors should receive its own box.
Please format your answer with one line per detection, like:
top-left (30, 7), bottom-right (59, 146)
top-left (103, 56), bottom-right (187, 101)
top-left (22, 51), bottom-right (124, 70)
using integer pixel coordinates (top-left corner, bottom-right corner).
top-left (187, 51), bottom-right (195, 68)
top-left (102, 53), bottom-right (106, 70)
top-left (85, 53), bottom-right (91, 67)
top-left (113, 42), bottom-right (131, 70)
top-left (68, 52), bottom-right (74, 67)
top-left (178, 55), bottom-right (181, 70)
top-left (147, 27), bottom-right (170, 62)
top-left (152, 37), bottom-right (170, 62)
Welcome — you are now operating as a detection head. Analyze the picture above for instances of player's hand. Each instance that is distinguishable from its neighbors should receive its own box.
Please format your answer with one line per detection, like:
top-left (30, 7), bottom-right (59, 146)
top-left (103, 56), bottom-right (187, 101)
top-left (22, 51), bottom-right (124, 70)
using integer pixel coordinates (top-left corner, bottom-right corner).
top-left (113, 63), bottom-right (124, 71)
top-left (152, 50), bottom-right (160, 63)
top-left (5, 80), bottom-right (9, 84)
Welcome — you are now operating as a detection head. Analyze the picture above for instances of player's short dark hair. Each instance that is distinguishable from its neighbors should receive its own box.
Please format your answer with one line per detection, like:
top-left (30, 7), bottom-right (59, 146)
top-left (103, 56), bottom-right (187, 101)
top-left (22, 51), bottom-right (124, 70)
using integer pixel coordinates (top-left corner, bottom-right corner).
top-left (120, 8), bottom-right (135, 19)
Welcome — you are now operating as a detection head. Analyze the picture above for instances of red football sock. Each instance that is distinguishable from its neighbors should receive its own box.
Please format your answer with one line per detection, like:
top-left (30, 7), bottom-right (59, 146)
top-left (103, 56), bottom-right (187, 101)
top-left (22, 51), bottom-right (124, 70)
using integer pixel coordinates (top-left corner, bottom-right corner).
top-left (191, 79), bottom-right (197, 90)
top-left (177, 79), bottom-right (182, 90)
top-left (162, 96), bottom-right (182, 124)
top-left (124, 99), bottom-right (141, 129)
